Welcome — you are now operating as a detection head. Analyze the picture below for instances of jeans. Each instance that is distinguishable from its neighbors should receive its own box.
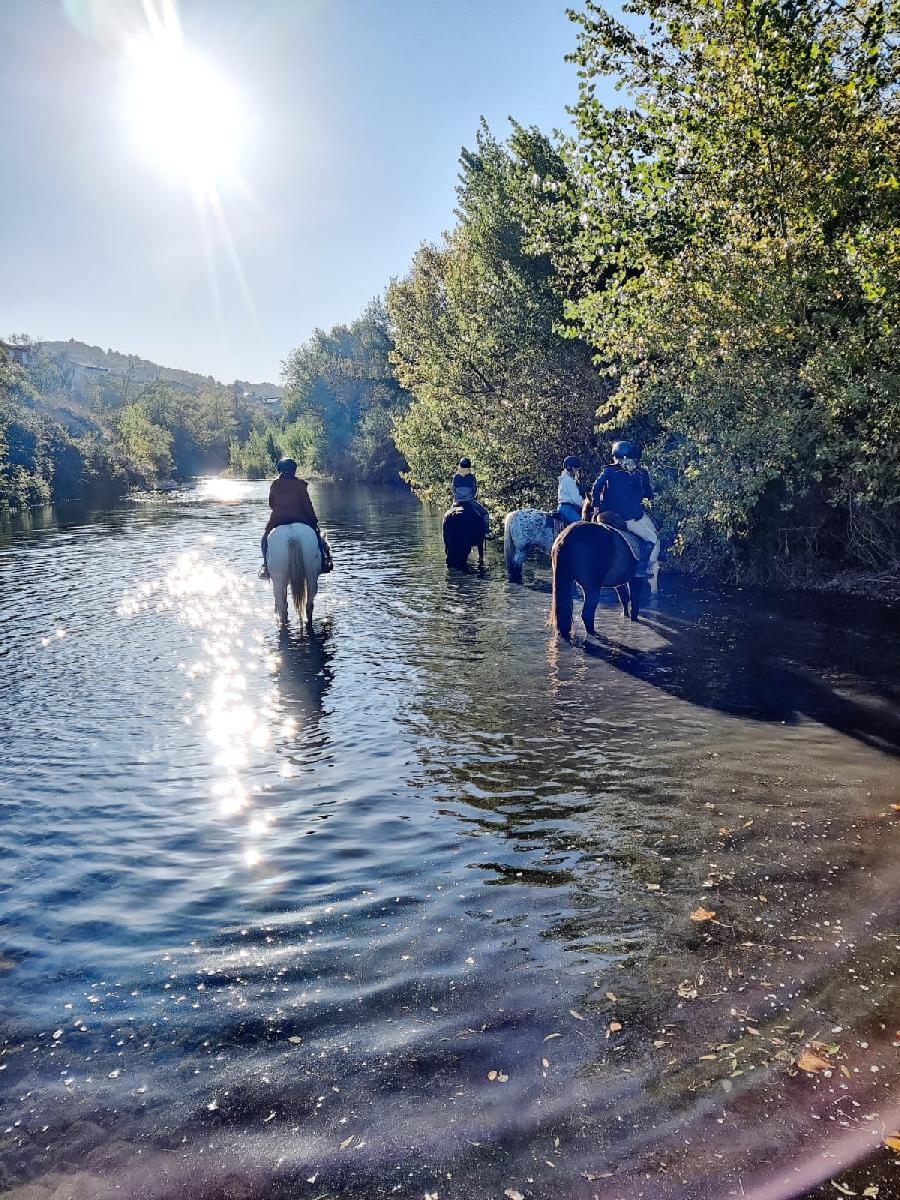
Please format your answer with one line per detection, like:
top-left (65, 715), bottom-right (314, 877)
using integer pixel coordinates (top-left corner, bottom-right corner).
top-left (559, 502), bottom-right (582, 524)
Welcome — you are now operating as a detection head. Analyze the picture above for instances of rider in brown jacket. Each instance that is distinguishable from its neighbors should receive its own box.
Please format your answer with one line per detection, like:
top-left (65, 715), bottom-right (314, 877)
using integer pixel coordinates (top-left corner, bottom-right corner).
top-left (258, 459), bottom-right (331, 578)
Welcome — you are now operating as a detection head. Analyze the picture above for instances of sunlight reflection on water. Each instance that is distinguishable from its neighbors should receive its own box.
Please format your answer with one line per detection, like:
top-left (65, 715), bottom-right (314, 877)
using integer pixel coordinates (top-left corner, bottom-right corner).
top-left (1, 481), bottom-right (899, 1200)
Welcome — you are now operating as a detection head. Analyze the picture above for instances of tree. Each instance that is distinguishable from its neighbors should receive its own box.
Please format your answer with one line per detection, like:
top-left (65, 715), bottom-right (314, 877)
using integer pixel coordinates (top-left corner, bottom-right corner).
top-left (116, 404), bottom-right (174, 483)
top-left (280, 299), bottom-right (411, 480)
top-left (389, 122), bottom-right (607, 512)
top-left (543, 0), bottom-right (900, 578)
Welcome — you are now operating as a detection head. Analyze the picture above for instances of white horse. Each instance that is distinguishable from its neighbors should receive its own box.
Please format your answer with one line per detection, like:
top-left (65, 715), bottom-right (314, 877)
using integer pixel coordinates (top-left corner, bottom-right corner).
top-left (503, 507), bottom-right (659, 593)
top-left (503, 509), bottom-right (557, 583)
top-left (267, 523), bottom-right (322, 625)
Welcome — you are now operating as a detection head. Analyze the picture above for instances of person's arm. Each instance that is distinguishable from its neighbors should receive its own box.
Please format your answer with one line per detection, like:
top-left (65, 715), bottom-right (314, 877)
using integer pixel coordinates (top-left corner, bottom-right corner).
top-left (268, 481), bottom-right (276, 510)
top-left (592, 470), bottom-right (608, 508)
top-left (641, 470), bottom-right (654, 503)
top-left (297, 481), bottom-right (319, 528)
top-left (471, 474), bottom-right (478, 499)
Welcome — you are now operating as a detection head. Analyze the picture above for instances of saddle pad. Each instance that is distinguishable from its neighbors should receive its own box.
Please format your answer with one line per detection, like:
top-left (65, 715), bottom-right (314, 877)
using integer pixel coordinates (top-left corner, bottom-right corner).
top-left (610, 525), bottom-right (642, 561)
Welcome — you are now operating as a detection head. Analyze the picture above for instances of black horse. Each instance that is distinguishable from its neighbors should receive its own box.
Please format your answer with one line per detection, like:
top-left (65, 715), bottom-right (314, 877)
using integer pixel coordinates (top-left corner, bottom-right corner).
top-left (443, 504), bottom-right (485, 570)
top-left (551, 520), bottom-right (641, 639)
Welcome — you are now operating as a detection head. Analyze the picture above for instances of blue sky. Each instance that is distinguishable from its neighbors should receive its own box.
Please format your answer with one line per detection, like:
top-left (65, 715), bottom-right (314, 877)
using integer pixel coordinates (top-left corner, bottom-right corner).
top-left (1, 0), bottom-right (610, 384)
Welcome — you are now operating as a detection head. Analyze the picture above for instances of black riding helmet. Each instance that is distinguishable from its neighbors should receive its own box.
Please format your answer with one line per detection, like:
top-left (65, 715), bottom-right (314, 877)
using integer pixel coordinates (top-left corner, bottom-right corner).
top-left (458, 457), bottom-right (472, 469)
top-left (276, 458), bottom-right (298, 476)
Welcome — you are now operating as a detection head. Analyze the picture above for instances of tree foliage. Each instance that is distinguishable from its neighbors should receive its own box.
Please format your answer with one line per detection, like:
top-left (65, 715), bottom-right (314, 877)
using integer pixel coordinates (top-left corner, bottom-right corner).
top-left (536, 0), bottom-right (900, 577)
top-left (389, 122), bottom-right (607, 512)
top-left (279, 300), bottom-right (410, 480)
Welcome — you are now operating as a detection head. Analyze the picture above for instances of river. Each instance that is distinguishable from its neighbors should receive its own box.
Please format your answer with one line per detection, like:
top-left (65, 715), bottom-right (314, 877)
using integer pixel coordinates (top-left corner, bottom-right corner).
top-left (1, 479), bottom-right (898, 1200)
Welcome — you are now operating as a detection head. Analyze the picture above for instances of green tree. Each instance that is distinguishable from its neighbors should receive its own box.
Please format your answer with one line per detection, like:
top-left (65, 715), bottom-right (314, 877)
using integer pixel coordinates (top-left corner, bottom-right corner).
top-left (281, 299), bottom-right (411, 480)
top-left (545, 0), bottom-right (900, 578)
top-left (115, 403), bottom-right (174, 484)
top-left (389, 122), bottom-right (607, 513)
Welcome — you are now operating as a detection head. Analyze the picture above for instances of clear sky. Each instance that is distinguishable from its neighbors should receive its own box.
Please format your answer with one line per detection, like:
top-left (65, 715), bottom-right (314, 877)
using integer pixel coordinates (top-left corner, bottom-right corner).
top-left (1, 0), bottom-right (606, 385)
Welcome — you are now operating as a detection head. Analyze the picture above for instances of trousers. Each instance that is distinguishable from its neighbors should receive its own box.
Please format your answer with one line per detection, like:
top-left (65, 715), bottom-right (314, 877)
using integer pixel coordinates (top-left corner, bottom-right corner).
top-left (625, 513), bottom-right (660, 565)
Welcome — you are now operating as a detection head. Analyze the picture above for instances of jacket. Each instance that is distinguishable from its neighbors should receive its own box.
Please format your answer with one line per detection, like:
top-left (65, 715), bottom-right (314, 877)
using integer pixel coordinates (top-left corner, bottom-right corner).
top-left (591, 464), bottom-right (653, 521)
top-left (266, 475), bottom-right (319, 531)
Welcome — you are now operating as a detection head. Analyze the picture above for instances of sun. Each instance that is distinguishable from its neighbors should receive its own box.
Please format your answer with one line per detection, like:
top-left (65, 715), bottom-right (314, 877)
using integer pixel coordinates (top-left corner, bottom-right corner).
top-left (127, 23), bottom-right (243, 194)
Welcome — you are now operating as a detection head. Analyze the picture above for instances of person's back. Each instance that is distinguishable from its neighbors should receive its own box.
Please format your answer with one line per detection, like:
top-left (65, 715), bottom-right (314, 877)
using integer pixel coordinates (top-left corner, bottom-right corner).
top-left (269, 472), bottom-right (317, 527)
top-left (590, 440), bottom-right (659, 583)
top-left (451, 456), bottom-right (490, 535)
top-left (557, 455), bottom-right (584, 523)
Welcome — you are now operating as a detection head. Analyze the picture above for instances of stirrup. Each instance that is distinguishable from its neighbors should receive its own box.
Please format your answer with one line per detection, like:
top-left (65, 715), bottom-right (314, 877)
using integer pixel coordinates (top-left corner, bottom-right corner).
top-left (258, 564), bottom-right (270, 580)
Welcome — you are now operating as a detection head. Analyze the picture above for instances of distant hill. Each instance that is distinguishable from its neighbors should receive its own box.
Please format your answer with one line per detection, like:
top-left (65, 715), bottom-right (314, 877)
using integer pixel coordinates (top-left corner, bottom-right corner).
top-left (40, 340), bottom-right (283, 403)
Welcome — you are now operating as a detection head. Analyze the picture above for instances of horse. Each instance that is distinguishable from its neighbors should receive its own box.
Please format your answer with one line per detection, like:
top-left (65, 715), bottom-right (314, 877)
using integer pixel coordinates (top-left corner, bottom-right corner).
top-left (443, 504), bottom-right (485, 570)
top-left (266, 522), bottom-right (322, 626)
top-left (502, 508), bottom-right (558, 582)
top-left (550, 520), bottom-right (642, 640)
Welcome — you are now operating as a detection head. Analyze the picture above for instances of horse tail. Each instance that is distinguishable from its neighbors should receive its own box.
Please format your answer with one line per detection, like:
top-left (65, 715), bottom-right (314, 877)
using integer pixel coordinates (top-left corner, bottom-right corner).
top-left (503, 512), bottom-right (517, 580)
top-left (288, 536), bottom-right (307, 614)
top-left (550, 531), bottom-right (574, 641)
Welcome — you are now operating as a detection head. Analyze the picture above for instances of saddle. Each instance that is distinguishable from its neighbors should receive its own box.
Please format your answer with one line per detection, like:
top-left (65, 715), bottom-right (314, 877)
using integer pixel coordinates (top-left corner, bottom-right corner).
top-left (595, 511), bottom-right (644, 565)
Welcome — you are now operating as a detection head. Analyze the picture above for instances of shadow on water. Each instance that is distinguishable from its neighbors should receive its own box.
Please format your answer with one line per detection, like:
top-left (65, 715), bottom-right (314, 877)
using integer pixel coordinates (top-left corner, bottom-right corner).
top-left (572, 587), bottom-right (900, 756)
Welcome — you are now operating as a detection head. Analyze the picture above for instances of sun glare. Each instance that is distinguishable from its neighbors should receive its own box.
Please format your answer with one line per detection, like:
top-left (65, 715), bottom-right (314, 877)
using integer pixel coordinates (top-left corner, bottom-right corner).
top-left (127, 26), bottom-right (243, 193)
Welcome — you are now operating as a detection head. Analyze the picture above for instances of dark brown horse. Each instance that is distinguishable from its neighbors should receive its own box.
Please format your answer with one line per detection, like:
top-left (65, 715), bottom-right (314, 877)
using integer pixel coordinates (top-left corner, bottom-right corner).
top-left (550, 520), bottom-right (641, 640)
top-left (443, 504), bottom-right (486, 570)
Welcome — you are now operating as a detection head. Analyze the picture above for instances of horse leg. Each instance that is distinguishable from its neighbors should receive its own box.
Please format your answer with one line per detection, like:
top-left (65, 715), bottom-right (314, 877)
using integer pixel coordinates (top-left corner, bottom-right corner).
top-left (582, 589), bottom-right (601, 637)
top-left (615, 585), bottom-right (629, 617)
top-left (629, 579), bottom-right (641, 621)
top-left (477, 537), bottom-right (485, 570)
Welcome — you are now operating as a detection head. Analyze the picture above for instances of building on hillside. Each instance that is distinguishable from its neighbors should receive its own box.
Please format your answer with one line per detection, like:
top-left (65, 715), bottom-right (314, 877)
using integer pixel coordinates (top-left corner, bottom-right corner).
top-left (0, 340), bottom-right (32, 366)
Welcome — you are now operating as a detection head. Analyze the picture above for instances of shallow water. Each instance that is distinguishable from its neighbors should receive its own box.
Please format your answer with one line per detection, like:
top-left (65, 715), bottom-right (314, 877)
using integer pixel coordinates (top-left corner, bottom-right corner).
top-left (1, 480), bottom-right (898, 1200)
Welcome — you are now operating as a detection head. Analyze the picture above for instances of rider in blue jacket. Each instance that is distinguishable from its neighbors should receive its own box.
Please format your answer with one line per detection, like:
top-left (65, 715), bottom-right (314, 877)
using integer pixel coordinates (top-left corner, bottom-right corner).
top-left (591, 441), bottom-right (660, 578)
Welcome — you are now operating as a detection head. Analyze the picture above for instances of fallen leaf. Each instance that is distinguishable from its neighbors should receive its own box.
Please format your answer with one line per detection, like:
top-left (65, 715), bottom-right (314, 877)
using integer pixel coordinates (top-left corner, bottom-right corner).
top-left (608, 1021), bottom-right (623, 1033)
top-left (700, 1054), bottom-right (717, 1061)
top-left (797, 1049), bottom-right (833, 1073)
top-left (605, 992), bottom-right (617, 1002)
top-left (543, 1032), bottom-right (562, 1042)
top-left (677, 981), bottom-right (698, 999)
top-left (497, 1071), bottom-right (509, 1082)
top-left (891, 804), bottom-right (900, 813)
top-left (504, 1191), bottom-right (525, 1200)
top-left (569, 1009), bottom-right (586, 1021)
top-left (287, 1035), bottom-right (303, 1044)
top-left (487, 1070), bottom-right (498, 1081)
top-left (690, 906), bottom-right (716, 922)
top-left (653, 1039), bottom-right (667, 1048)
top-left (862, 1186), bottom-right (879, 1197)
top-left (340, 1134), bottom-right (355, 1149)
top-left (884, 1133), bottom-right (900, 1152)
top-left (830, 1185), bottom-right (856, 1197)
top-left (542, 1058), bottom-right (550, 1068)
top-left (646, 883), bottom-right (661, 891)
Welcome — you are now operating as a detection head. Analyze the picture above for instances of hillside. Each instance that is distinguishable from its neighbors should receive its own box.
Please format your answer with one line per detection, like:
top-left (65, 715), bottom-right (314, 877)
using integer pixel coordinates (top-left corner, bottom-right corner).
top-left (40, 340), bottom-right (283, 403)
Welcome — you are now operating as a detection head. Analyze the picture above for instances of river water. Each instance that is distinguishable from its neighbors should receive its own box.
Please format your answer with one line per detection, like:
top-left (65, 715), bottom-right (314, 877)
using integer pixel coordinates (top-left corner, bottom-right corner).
top-left (1, 480), bottom-right (898, 1200)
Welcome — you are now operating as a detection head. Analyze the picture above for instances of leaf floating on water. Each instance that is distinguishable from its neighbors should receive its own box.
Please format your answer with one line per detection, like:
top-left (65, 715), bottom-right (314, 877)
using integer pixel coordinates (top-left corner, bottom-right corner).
top-left (605, 992), bottom-right (617, 1002)
top-left (608, 1021), bottom-right (622, 1033)
top-left (487, 1070), bottom-right (508, 1083)
top-left (543, 1032), bottom-right (562, 1042)
top-left (646, 883), bottom-right (661, 891)
top-left (690, 906), bottom-right (716, 922)
top-left (487, 1071), bottom-right (498, 1081)
top-left (796, 1049), bottom-right (833, 1073)
top-left (569, 1009), bottom-right (586, 1021)
top-left (677, 981), bottom-right (699, 999)
top-left (504, 1191), bottom-right (525, 1200)
top-left (340, 1134), bottom-right (355, 1149)
top-left (883, 1133), bottom-right (900, 1152)
top-left (830, 1184), bottom-right (857, 1196)
top-left (263, 1110), bottom-right (276, 1123)
top-left (542, 1057), bottom-right (550, 1069)
top-left (862, 1186), bottom-right (879, 1198)
top-left (287, 1035), bottom-right (303, 1044)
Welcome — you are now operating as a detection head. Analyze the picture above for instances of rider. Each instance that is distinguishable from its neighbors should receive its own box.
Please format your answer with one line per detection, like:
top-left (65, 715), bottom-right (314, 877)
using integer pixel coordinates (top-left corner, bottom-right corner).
top-left (258, 458), bottom-right (332, 580)
top-left (451, 457), bottom-right (491, 537)
top-left (557, 455), bottom-right (584, 524)
top-left (590, 440), bottom-right (660, 578)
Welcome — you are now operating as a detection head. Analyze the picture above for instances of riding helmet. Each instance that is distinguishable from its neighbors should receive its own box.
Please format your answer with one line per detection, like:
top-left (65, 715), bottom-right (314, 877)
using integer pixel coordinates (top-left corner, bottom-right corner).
top-left (563, 455), bottom-right (581, 470)
top-left (611, 440), bottom-right (640, 461)
top-left (458, 457), bottom-right (472, 468)
top-left (276, 458), bottom-right (298, 475)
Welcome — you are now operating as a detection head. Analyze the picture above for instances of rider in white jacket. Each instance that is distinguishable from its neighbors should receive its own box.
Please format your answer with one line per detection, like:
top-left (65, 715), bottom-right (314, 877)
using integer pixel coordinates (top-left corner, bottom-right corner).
top-left (557, 455), bottom-right (584, 523)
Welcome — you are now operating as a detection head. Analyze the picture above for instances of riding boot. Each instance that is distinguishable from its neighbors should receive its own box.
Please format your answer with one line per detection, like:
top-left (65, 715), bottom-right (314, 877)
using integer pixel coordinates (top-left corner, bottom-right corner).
top-left (636, 540), bottom-right (653, 579)
top-left (258, 561), bottom-right (270, 580)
